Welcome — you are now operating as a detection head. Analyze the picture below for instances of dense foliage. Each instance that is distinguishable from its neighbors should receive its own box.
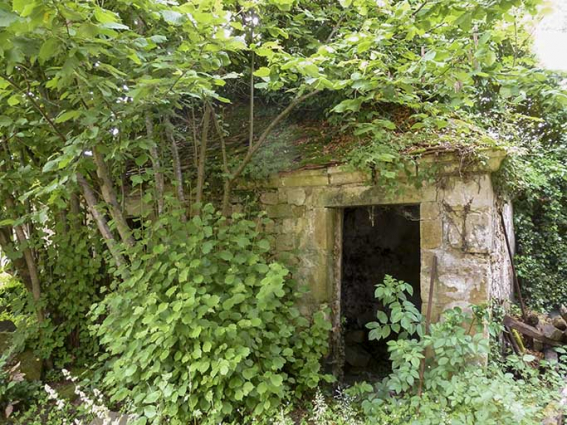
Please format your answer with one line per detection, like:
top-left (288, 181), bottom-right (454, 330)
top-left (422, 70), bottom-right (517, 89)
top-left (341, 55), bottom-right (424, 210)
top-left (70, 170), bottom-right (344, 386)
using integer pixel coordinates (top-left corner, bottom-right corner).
top-left (0, 0), bottom-right (566, 422)
top-left (92, 206), bottom-right (331, 424)
top-left (506, 148), bottom-right (567, 310)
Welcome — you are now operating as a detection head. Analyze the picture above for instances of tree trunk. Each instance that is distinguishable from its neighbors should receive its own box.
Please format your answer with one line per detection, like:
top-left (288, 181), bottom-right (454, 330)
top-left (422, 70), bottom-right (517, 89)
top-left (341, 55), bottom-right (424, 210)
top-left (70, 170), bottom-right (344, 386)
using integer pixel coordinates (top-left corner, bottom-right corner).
top-left (145, 112), bottom-right (165, 215)
top-left (164, 116), bottom-right (186, 220)
top-left (0, 227), bottom-right (33, 292)
top-left (69, 193), bottom-right (82, 232)
top-left (92, 147), bottom-right (135, 248)
top-left (195, 105), bottom-right (211, 208)
top-left (77, 173), bottom-right (126, 268)
top-left (4, 197), bottom-right (44, 324)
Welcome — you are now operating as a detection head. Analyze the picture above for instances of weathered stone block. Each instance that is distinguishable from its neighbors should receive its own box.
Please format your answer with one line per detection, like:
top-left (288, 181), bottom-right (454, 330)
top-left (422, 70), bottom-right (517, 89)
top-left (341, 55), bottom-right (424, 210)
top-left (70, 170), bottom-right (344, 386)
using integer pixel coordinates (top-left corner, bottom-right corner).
top-left (286, 188), bottom-right (307, 206)
top-left (445, 208), bottom-right (493, 254)
top-left (263, 220), bottom-right (276, 234)
top-left (420, 202), bottom-right (441, 220)
top-left (266, 204), bottom-right (294, 219)
top-left (421, 251), bottom-right (491, 307)
top-left (542, 323), bottom-right (564, 342)
top-left (345, 344), bottom-right (371, 367)
top-left (440, 175), bottom-right (494, 209)
top-left (421, 219), bottom-right (443, 250)
top-left (328, 168), bottom-right (370, 186)
top-left (345, 330), bottom-right (366, 344)
top-left (0, 333), bottom-right (42, 381)
top-left (276, 234), bottom-right (296, 251)
top-left (280, 171), bottom-right (329, 187)
top-left (282, 218), bottom-right (296, 234)
top-left (295, 250), bottom-right (332, 303)
top-left (260, 192), bottom-right (278, 205)
top-left (318, 184), bottom-right (421, 208)
top-left (552, 316), bottom-right (567, 331)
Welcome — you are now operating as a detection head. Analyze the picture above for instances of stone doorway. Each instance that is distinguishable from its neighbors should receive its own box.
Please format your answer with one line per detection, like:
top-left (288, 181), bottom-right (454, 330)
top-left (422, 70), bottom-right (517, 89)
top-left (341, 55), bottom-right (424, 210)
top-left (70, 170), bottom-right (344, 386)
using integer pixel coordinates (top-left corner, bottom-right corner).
top-left (339, 205), bottom-right (421, 382)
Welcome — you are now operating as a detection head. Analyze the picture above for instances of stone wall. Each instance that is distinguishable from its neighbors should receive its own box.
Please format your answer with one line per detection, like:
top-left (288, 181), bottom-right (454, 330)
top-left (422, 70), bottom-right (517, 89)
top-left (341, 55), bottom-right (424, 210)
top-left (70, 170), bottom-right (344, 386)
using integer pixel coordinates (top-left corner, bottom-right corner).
top-left (243, 149), bottom-right (513, 320)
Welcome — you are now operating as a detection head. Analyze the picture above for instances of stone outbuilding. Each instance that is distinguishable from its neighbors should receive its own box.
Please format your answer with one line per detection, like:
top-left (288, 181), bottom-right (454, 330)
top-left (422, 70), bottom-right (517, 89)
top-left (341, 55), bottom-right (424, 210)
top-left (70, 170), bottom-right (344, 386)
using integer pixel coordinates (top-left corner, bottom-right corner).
top-left (245, 148), bottom-right (515, 377)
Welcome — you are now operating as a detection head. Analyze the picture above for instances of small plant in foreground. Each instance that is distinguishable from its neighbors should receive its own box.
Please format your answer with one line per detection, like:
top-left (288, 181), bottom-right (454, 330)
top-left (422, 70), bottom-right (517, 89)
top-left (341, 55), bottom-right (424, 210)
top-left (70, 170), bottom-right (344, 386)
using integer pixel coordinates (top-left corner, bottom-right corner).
top-left (341, 275), bottom-right (567, 425)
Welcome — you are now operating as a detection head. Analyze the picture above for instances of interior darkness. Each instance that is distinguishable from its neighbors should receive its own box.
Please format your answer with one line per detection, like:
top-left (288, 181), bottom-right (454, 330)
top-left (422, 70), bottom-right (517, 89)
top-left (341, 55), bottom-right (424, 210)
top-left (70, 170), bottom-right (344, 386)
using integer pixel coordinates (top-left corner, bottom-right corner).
top-left (341, 205), bottom-right (421, 382)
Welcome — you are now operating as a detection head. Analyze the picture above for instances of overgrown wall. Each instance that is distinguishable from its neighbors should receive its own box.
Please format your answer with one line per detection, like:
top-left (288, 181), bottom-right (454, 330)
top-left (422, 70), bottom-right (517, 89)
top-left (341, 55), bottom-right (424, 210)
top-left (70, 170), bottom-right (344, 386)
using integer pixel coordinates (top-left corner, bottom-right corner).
top-left (236, 150), bottom-right (513, 320)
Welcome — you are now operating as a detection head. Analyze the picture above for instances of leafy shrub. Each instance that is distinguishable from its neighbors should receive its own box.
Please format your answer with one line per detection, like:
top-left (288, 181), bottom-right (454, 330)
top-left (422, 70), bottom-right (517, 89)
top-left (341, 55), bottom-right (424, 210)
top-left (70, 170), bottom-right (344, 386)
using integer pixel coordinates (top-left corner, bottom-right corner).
top-left (0, 273), bottom-right (27, 323)
top-left (91, 205), bottom-right (331, 424)
top-left (342, 275), bottom-right (566, 425)
top-left (0, 220), bottom-right (105, 367)
top-left (500, 150), bottom-right (567, 310)
top-left (40, 222), bottom-right (105, 366)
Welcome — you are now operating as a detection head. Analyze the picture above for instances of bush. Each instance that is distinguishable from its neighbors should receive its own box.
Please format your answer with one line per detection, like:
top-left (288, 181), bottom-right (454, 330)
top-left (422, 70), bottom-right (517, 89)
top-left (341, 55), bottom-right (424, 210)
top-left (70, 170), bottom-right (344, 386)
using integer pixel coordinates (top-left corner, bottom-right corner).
top-left (495, 149), bottom-right (567, 310)
top-left (342, 276), bottom-right (566, 425)
top-left (91, 206), bottom-right (331, 424)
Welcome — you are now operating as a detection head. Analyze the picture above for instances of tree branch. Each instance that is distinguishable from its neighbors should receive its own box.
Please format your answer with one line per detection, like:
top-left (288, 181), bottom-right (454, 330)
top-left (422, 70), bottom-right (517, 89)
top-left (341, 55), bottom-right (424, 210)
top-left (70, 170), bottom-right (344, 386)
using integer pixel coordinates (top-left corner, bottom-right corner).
top-left (195, 105), bottom-right (211, 207)
top-left (0, 227), bottom-right (33, 292)
top-left (0, 73), bottom-right (67, 144)
top-left (229, 90), bottom-right (321, 182)
top-left (221, 89), bottom-right (321, 214)
top-left (76, 173), bottom-right (126, 268)
top-left (248, 50), bottom-right (255, 151)
top-left (92, 147), bottom-right (135, 248)
top-left (164, 116), bottom-right (186, 220)
top-left (4, 196), bottom-right (44, 323)
top-left (145, 112), bottom-right (165, 215)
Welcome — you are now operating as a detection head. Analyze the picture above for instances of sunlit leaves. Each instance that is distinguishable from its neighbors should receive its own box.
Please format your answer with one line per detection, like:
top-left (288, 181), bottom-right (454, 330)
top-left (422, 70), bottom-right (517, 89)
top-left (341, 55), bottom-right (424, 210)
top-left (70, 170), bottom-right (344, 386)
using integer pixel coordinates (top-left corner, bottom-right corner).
top-left (92, 207), bottom-right (331, 423)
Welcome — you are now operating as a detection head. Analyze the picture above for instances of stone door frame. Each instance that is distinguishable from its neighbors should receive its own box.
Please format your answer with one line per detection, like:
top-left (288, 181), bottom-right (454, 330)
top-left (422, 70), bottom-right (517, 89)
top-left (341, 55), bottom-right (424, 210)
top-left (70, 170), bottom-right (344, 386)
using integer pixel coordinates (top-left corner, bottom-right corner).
top-left (325, 200), bottom-right (423, 379)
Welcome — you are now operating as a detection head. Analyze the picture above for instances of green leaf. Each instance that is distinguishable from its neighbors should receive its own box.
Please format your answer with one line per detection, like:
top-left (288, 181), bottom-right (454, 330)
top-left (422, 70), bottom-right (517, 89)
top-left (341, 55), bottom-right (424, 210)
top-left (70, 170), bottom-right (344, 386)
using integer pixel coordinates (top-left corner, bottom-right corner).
top-left (7, 96), bottom-right (19, 106)
top-left (144, 405), bottom-right (157, 419)
top-left (135, 154), bottom-right (149, 166)
top-left (94, 7), bottom-right (119, 24)
top-left (55, 110), bottom-right (81, 123)
top-left (161, 10), bottom-right (184, 25)
top-left (0, 10), bottom-right (19, 27)
top-left (0, 116), bottom-right (13, 127)
top-left (253, 67), bottom-right (271, 78)
top-left (100, 22), bottom-right (129, 30)
top-left (12, 0), bottom-right (27, 13)
top-left (39, 39), bottom-right (60, 63)
top-left (124, 364), bottom-right (137, 377)
top-left (179, 268), bottom-right (189, 283)
top-left (144, 391), bottom-right (161, 404)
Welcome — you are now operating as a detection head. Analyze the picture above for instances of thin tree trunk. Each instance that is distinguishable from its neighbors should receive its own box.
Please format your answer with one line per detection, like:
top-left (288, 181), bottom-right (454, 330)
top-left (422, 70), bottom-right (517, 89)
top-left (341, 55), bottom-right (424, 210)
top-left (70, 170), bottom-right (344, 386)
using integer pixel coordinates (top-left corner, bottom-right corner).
top-left (92, 147), bottom-right (135, 248)
top-left (195, 105), bottom-right (211, 208)
top-left (164, 116), bottom-right (186, 220)
top-left (145, 112), bottom-right (165, 215)
top-left (4, 196), bottom-right (44, 323)
top-left (0, 227), bottom-right (33, 292)
top-left (77, 173), bottom-right (126, 268)
top-left (69, 193), bottom-right (81, 232)
top-left (211, 108), bottom-right (231, 216)
top-left (248, 50), bottom-right (255, 151)
top-left (190, 108), bottom-right (199, 169)
top-left (221, 180), bottom-right (232, 217)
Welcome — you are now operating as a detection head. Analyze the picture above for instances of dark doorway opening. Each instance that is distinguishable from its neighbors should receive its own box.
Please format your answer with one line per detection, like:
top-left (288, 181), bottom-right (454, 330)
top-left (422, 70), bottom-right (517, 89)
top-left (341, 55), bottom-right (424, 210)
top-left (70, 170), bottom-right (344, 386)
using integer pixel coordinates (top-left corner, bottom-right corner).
top-left (340, 205), bottom-right (421, 382)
